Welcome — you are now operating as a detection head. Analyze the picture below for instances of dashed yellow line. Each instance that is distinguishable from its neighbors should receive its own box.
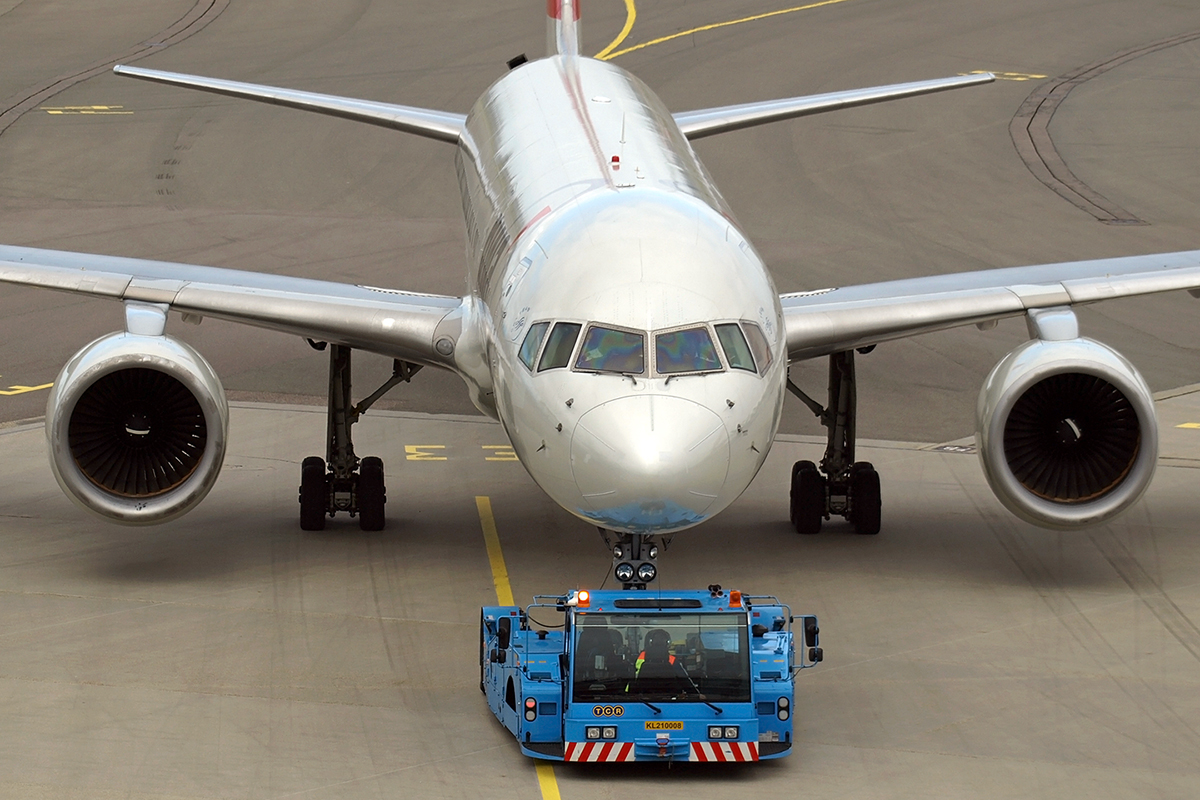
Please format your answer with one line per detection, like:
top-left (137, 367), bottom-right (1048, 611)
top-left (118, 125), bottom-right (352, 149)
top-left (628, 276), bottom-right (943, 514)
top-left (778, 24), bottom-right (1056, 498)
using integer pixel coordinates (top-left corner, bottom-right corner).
top-left (40, 105), bottom-right (133, 115)
top-left (595, 0), bottom-right (637, 60)
top-left (962, 70), bottom-right (1047, 81)
top-left (601, 0), bottom-right (858, 60)
top-left (476, 496), bottom-right (561, 798)
top-left (0, 382), bottom-right (52, 396)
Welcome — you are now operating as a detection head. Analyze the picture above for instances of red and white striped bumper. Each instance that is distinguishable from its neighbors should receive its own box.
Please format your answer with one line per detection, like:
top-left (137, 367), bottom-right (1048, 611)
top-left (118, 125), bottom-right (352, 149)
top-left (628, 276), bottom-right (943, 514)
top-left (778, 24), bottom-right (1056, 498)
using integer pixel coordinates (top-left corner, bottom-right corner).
top-left (564, 741), bottom-right (636, 762)
top-left (690, 741), bottom-right (759, 762)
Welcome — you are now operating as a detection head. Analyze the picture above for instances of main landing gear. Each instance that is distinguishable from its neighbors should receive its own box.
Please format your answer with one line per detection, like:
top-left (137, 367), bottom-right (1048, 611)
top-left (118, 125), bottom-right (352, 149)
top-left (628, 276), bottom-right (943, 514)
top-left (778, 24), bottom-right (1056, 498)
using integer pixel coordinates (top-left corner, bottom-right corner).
top-left (298, 343), bottom-right (422, 531)
top-left (786, 349), bottom-right (882, 536)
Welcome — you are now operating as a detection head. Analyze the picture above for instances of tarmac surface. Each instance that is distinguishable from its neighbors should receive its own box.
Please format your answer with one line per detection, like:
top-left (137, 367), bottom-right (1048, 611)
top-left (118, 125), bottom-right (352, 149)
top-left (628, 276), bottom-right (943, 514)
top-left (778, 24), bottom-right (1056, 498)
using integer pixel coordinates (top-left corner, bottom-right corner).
top-left (2, 0), bottom-right (1200, 797)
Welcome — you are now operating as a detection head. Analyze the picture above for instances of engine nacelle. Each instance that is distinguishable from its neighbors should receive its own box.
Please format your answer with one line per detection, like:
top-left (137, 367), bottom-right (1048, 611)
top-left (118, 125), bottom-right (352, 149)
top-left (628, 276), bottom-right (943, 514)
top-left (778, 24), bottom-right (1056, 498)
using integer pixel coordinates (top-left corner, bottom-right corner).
top-left (46, 332), bottom-right (229, 525)
top-left (976, 338), bottom-right (1157, 530)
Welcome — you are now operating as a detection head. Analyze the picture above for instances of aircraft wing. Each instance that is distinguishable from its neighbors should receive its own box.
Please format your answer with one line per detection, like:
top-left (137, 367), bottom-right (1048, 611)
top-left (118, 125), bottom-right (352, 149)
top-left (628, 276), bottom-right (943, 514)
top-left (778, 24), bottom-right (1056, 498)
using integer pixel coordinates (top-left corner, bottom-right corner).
top-left (0, 245), bottom-right (463, 367)
top-left (113, 66), bottom-right (465, 144)
top-left (673, 73), bottom-right (994, 140)
top-left (780, 250), bottom-right (1200, 362)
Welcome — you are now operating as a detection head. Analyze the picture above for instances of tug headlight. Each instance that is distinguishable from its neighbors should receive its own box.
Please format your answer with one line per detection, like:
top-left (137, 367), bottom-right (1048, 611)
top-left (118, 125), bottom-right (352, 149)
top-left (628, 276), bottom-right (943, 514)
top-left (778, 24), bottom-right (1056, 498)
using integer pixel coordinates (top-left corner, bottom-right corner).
top-left (602, 726), bottom-right (617, 739)
top-left (636, 562), bottom-right (656, 582)
top-left (708, 726), bottom-right (723, 739)
top-left (586, 726), bottom-right (602, 740)
top-left (615, 562), bottom-right (634, 582)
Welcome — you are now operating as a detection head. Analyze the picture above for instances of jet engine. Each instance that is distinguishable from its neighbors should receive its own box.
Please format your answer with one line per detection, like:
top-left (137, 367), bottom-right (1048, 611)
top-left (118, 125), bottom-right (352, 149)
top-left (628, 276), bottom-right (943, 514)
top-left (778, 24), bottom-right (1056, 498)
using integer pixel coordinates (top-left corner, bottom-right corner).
top-left (45, 332), bottom-right (228, 525)
top-left (976, 337), bottom-right (1157, 530)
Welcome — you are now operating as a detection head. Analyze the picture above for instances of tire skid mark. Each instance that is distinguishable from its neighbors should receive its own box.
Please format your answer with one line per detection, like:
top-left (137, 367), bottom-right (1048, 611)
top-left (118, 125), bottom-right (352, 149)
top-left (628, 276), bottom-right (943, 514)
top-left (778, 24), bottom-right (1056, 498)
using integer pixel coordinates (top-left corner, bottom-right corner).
top-left (953, 469), bottom-right (1200, 764)
top-left (1010, 28), bottom-right (1200, 225)
top-left (1088, 528), bottom-right (1200, 662)
top-left (0, 0), bottom-right (231, 139)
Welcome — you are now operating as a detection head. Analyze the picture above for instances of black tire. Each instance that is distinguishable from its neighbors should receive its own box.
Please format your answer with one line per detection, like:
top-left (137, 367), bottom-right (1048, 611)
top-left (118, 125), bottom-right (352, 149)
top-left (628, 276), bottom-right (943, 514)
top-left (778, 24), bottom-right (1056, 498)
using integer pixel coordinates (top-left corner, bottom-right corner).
top-left (299, 458), bottom-right (327, 531)
top-left (849, 462), bottom-right (881, 535)
top-left (790, 460), bottom-right (824, 534)
top-left (358, 456), bottom-right (386, 532)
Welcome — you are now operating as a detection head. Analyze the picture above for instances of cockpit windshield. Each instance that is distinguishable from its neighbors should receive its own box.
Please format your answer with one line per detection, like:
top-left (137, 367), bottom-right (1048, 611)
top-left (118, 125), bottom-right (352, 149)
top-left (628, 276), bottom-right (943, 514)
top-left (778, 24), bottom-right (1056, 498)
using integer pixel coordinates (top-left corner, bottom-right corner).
top-left (575, 326), bottom-right (645, 374)
top-left (572, 613), bottom-right (749, 703)
top-left (655, 327), bottom-right (722, 374)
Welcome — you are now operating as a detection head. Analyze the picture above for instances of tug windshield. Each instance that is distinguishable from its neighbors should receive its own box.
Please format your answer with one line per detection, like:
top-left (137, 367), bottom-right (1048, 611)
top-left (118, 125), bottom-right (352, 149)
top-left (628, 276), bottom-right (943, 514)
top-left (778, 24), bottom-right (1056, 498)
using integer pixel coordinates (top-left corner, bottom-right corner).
top-left (572, 613), bottom-right (749, 703)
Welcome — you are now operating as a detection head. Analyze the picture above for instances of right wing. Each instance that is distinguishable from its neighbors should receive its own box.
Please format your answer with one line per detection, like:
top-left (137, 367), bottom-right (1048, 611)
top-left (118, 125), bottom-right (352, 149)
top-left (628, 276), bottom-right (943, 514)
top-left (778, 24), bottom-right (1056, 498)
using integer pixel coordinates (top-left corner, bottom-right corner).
top-left (114, 65), bottom-right (466, 144)
top-left (0, 245), bottom-right (464, 368)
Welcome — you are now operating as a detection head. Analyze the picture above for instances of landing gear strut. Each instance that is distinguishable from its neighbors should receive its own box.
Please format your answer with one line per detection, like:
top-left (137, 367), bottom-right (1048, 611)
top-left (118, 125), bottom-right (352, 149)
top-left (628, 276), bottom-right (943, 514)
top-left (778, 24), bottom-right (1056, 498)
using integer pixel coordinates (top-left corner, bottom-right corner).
top-left (786, 349), bottom-right (881, 535)
top-left (599, 530), bottom-right (668, 589)
top-left (298, 343), bottom-right (422, 531)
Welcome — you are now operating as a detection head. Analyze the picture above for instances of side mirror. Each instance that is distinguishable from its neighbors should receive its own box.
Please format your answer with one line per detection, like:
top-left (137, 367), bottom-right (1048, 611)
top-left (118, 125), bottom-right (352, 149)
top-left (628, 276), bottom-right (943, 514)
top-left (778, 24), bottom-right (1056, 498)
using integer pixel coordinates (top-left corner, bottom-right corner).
top-left (808, 647), bottom-right (823, 663)
top-left (803, 617), bottom-right (819, 648)
top-left (498, 616), bottom-right (512, 650)
top-left (490, 648), bottom-right (506, 664)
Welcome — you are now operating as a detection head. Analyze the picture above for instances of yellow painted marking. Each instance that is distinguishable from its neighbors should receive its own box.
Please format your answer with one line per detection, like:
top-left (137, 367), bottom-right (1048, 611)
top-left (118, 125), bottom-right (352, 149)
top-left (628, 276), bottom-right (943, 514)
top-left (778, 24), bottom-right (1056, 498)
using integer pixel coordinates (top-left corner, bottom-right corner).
top-left (483, 444), bottom-right (519, 462)
top-left (595, 0), bottom-right (637, 60)
top-left (40, 105), bottom-right (133, 115)
top-left (0, 382), bottom-right (53, 396)
top-left (603, 0), bottom-right (857, 60)
top-left (535, 764), bottom-right (562, 800)
top-left (476, 497), bottom-right (560, 798)
top-left (476, 495), bottom-right (514, 605)
top-left (1176, 422), bottom-right (1200, 429)
top-left (404, 444), bottom-right (447, 461)
top-left (962, 70), bottom-right (1047, 81)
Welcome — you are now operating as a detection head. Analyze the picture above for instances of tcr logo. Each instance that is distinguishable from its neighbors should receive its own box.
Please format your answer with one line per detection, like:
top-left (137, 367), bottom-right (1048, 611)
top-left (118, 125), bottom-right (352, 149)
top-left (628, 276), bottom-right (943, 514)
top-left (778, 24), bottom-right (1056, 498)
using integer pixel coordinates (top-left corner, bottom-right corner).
top-left (592, 705), bottom-right (624, 717)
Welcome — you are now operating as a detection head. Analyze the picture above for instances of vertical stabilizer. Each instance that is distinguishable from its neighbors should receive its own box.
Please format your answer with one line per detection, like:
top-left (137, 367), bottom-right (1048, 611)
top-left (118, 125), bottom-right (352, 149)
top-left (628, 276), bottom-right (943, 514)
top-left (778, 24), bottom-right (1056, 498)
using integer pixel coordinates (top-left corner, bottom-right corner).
top-left (547, 0), bottom-right (581, 58)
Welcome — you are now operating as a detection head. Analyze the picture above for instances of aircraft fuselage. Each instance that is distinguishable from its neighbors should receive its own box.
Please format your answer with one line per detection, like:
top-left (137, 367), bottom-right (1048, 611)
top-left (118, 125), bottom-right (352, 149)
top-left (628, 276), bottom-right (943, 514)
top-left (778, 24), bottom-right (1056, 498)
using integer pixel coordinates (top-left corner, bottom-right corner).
top-left (453, 56), bottom-right (787, 534)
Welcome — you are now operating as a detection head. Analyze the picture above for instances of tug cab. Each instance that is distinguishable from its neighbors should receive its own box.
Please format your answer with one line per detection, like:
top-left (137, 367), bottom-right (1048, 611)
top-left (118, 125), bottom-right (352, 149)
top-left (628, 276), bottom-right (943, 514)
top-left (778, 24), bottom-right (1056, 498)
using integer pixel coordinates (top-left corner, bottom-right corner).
top-left (481, 586), bottom-right (822, 762)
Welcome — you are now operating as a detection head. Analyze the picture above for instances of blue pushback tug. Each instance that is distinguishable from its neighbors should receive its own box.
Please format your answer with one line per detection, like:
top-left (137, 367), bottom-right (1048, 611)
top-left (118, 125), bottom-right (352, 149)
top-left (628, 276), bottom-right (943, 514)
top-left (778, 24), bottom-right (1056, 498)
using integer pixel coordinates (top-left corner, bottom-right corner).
top-left (481, 585), bottom-right (822, 763)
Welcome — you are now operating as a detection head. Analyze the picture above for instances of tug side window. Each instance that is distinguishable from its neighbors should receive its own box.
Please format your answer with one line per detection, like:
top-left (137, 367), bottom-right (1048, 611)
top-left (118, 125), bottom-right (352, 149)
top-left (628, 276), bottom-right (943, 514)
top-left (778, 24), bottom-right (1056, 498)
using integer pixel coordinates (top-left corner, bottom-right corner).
top-left (518, 321), bottom-right (550, 370)
top-left (538, 322), bottom-right (582, 371)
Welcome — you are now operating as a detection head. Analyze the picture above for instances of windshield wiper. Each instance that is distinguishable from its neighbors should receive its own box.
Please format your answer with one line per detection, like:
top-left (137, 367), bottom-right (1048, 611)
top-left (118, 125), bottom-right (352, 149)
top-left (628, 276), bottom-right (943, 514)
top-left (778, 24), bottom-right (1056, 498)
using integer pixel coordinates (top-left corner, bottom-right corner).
top-left (642, 701), bottom-right (662, 715)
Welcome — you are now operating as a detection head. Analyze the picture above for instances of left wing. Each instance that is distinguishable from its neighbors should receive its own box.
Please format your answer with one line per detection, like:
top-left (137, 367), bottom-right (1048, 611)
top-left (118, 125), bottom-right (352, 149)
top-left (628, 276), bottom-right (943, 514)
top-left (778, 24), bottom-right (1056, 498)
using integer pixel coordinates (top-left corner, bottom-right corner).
top-left (0, 245), bottom-right (463, 367)
top-left (781, 250), bottom-right (1200, 362)
top-left (673, 73), bottom-right (994, 140)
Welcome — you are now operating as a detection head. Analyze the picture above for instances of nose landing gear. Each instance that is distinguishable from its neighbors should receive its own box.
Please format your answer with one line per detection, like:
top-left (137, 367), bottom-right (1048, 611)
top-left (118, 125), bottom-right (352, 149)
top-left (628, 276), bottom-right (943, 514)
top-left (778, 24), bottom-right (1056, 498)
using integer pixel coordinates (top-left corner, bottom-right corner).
top-left (298, 343), bottom-right (421, 531)
top-left (787, 349), bottom-right (882, 535)
top-left (599, 530), bottom-right (668, 589)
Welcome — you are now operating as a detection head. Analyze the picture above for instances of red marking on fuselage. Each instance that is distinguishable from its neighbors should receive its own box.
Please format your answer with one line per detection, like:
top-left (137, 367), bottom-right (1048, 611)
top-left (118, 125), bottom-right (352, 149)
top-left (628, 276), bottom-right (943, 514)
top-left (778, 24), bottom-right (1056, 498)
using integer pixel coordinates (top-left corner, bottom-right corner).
top-left (547, 0), bottom-right (581, 21)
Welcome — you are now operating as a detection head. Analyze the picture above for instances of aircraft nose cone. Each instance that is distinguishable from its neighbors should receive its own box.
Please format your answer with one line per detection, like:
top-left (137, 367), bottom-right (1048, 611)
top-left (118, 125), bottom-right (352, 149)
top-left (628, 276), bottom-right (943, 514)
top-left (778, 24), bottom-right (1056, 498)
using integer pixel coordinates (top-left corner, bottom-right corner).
top-left (571, 395), bottom-right (730, 532)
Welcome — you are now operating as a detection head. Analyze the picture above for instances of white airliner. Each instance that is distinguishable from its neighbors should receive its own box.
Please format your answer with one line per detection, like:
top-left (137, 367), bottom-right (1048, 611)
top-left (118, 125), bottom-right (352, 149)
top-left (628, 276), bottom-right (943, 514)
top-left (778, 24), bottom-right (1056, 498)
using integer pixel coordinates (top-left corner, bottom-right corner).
top-left (3, 1), bottom-right (1199, 555)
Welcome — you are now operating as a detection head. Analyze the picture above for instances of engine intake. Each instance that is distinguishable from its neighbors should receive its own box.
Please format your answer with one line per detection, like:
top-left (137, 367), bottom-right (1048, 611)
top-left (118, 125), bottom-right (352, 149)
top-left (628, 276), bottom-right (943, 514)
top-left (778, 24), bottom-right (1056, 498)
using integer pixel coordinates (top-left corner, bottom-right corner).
top-left (47, 333), bottom-right (228, 524)
top-left (976, 338), bottom-right (1156, 529)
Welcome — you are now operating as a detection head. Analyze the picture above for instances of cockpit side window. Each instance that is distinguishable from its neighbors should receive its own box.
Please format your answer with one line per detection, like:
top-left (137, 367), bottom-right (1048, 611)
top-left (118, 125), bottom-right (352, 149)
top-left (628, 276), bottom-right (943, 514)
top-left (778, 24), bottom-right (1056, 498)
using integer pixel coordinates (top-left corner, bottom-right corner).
top-left (538, 322), bottom-right (583, 371)
top-left (714, 323), bottom-right (756, 372)
top-left (742, 322), bottom-right (773, 370)
top-left (656, 327), bottom-right (722, 374)
top-left (518, 321), bottom-right (550, 370)
top-left (575, 325), bottom-right (645, 374)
